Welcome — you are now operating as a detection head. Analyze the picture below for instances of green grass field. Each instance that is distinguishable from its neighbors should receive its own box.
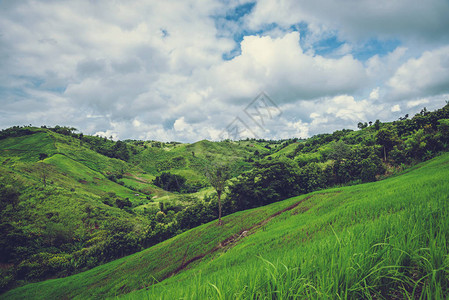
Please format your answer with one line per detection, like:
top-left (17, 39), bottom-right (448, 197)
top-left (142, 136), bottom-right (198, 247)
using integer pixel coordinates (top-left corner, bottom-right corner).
top-left (0, 131), bottom-right (57, 163)
top-left (4, 152), bottom-right (449, 299)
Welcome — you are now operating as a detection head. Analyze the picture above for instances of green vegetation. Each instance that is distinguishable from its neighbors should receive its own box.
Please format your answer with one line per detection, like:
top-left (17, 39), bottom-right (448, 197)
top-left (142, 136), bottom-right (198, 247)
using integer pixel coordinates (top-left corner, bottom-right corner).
top-left (1, 103), bottom-right (449, 298)
top-left (0, 126), bottom-right (259, 293)
top-left (128, 153), bottom-right (449, 299)
top-left (3, 149), bottom-right (449, 299)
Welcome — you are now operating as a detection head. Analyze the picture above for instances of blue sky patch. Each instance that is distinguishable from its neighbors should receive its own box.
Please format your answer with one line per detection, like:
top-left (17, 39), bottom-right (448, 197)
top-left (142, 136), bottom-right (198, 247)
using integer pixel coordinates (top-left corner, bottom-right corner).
top-left (353, 39), bottom-right (401, 61)
top-left (225, 2), bottom-right (255, 21)
top-left (313, 36), bottom-right (345, 56)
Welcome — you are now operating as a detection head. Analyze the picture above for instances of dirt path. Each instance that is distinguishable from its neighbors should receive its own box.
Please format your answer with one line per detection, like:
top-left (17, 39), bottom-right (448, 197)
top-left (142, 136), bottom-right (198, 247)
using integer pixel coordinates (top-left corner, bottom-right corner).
top-left (127, 173), bottom-right (150, 183)
top-left (166, 194), bottom-right (315, 280)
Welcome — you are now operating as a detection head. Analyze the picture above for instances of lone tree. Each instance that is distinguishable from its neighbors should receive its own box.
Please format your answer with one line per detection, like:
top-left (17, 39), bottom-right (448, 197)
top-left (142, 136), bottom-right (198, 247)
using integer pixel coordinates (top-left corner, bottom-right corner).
top-left (37, 162), bottom-right (50, 188)
top-left (205, 162), bottom-right (231, 225)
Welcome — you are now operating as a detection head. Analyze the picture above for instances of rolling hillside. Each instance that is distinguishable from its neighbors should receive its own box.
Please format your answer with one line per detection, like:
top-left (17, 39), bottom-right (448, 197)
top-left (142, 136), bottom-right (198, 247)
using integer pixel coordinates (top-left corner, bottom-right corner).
top-left (0, 127), bottom-right (263, 292)
top-left (1, 105), bottom-right (449, 296)
top-left (4, 152), bottom-right (449, 299)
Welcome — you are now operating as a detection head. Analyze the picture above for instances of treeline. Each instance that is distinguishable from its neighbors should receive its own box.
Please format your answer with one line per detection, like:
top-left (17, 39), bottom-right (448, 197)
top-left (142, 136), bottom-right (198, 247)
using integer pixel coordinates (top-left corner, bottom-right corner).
top-left (80, 136), bottom-right (131, 161)
top-left (46, 126), bottom-right (132, 161)
top-left (223, 103), bottom-right (449, 213)
top-left (1, 103), bottom-right (449, 293)
top-left (0, 125), bottom-right (133, 162)
top-left (150, 103), bottom-right (449, 274)
top-left (0, 126), bottom-right (36, 140)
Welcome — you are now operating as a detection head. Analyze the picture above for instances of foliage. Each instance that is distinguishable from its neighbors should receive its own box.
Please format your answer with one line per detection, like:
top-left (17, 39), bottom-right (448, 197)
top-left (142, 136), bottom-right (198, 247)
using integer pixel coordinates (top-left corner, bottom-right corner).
top-left (152, 172), bottom-right (202, 193)
top-left (4, 152), bottom-right (449, 299)
top-left (327, 140), bottom-right (351, 161)
top-left (228, 159), bottom-right (301, 211)
top-left (0, 126), bottom-right (36, 140)
top-left (72, 134), bottom-right (131, 161)
top-left (1, 102), bottom-right (449, 296)
top-left (175, 200), bottom-right (217, 229)
top-left (376, 127), bottom-right (399, 160)
top-left (204, 162), bottom-right (232, 224)
top-left (0, 183), bottom-right (20, 211)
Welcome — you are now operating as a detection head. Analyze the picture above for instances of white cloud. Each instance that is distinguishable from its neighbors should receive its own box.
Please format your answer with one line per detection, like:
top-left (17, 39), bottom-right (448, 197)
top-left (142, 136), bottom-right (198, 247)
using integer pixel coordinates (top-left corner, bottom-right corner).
top-left (132, 119), bottom-right (141, 128)
top-left (286, 120), bottom-right (309, 138)
top-left (0, 1), bottom-right (448, 142)
top-left (333, 43), bottom-right (353, 56)
top-left (173, 117), bottom-right (189, 132)
top-left (388, 46), bottom-right (449, 99)
top-left (246, 0), bottom-right (449, 43)
top-left (326, 95), bottom-right (374, 122)
top-left (369, 87), bottom-right (380, 100)
top-left (204, 32), bottom-right (367, 103)
top-left (366, 47), bottom-right (408, 81)
top-left (391, 104), bottom-right (401, 112)
top-left (407, 98), bottom-right (429, 108)
top-left (277, 94), bottom-right (386, 138)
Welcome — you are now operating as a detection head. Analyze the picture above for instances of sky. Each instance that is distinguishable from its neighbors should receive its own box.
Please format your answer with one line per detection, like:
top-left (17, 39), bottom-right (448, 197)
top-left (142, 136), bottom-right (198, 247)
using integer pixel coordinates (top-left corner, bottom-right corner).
top-left (1, 0), bottom-right (449, 142)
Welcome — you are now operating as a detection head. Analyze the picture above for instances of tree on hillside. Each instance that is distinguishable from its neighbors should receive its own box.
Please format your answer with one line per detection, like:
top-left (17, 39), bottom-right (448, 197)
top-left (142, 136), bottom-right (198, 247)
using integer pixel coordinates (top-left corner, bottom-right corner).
top-left (228, 159), bottom-right (301, 211)
top-left (112, 140), bottom-right (130, 161)
top-left (374, 119), bottom-right (381, 130)
top-left (376, 128), bottom-right (398, 161)
top-left (328, 140), bottom-right (351, 162)
top-left (437, 119), bottom-right (449, 143)
top-left (153, 172), bottom-right (186, 192)
top-left (37, 162), bottom-right (50, 188)
top-left (204, 162), bottom-right (231, 225)
top-left (357, 122), bottom-right (368, 129)
top-left (0, 184), bottom-right (20, 210)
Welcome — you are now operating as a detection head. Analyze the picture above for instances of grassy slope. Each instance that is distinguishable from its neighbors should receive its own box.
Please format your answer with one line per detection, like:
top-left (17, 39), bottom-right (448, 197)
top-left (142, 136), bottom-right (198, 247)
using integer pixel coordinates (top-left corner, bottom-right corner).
top-left (266, 142), bottom-right (298, 159)
top-left (0, 129), bottom-right (150, 208)
top-left (1, 129), bottom-right (149, 198)
top-left (0, 131), bottom-right (57, 162)
top-left (0, 131), bottom-right (152, 290)
top-left (128, 139), bottom-right (257, 208)
top-left (5, 152), bottom-right (449, 299)
top-left (127, 153), bottom-right (449, 299)
top-left (132, 140), bottom-right (254, 178)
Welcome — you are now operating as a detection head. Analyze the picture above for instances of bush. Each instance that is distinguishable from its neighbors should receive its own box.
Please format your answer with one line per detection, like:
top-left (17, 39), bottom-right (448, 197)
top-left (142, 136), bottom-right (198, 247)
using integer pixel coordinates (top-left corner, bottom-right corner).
top-left (153, 173), bottom-right (203, 193)
top-left (153, 172), bottom-right (186, 192)
top-left (0, 184), bottom-right (20, 210)
top-left (228, 159), bottom-right (301, 211)
top-left (116, 198), bottom-right (132, 209)
top-left (360, 157), bottom-right (378, 182)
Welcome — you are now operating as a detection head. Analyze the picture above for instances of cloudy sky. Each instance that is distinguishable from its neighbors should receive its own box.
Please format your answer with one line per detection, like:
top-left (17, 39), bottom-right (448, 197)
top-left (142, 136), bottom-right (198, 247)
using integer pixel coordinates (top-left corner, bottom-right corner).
top-left (1, 0), bottom-right (449, 142)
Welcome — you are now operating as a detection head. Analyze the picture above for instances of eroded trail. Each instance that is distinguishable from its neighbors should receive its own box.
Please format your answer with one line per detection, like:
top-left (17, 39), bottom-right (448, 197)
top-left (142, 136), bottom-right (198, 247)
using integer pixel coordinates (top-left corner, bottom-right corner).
top-left (166, 194), bottom-right (317, 280)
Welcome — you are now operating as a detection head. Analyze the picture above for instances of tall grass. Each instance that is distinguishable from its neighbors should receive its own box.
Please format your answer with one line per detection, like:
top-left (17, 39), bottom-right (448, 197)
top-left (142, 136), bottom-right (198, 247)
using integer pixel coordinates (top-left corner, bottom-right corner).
top-left (123, 154), bottom-right (449, 299)
top-left (4, 153), bottom-right (449, 299)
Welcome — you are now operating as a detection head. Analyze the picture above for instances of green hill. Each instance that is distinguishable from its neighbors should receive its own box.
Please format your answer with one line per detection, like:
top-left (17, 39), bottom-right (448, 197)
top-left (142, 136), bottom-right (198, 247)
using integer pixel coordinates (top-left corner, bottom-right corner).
top-left (3, 152), bottom-right (449, 299)
top-left (1, 104), bottom-right (449, 297)
top-left (0, 127), bottom-right (261, 292)
top-left (0, 129), bottom-right (154, 292)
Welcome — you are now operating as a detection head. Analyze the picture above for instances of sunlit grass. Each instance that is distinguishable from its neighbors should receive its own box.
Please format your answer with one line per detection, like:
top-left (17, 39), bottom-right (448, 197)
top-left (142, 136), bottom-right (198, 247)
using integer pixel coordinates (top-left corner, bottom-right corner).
top-left (4, 153), bottom-right (449, 299)
top-left (123, 153), bottom-right (449, 299)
